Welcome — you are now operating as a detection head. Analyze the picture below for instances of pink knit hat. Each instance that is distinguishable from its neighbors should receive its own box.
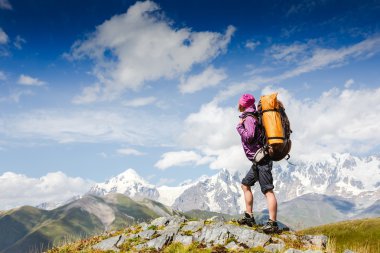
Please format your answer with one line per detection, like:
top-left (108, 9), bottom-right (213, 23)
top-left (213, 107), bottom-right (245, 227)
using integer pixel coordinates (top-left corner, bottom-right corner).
top-left (238, 94), bottom-right (255, 108)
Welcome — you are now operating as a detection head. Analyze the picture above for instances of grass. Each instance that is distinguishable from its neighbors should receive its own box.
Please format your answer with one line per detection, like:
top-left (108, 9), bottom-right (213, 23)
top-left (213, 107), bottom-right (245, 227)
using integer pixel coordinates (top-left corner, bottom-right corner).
top-left (300, 217), bottom-right (380, 253)
top-left (163, 242), bottom-right (212, 253)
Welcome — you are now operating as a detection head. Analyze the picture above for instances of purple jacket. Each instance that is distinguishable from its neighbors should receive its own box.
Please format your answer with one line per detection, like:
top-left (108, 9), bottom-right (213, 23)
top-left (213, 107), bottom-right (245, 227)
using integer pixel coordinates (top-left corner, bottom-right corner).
top-left (236, 105), bottom-right (263, 161)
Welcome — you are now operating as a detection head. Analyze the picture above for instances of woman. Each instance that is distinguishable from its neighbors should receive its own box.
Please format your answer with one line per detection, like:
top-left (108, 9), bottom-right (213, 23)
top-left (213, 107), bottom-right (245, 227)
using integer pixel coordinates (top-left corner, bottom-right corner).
top-left (236, 93), bottom-right (279, 233)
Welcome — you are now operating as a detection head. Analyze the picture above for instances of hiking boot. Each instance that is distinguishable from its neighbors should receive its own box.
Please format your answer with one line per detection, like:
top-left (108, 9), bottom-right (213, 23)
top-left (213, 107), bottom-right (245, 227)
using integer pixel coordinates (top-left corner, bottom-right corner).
top-left (237, 212), bottom-right (256, 227)
top-left (262, 219), bottom-right (279, 234)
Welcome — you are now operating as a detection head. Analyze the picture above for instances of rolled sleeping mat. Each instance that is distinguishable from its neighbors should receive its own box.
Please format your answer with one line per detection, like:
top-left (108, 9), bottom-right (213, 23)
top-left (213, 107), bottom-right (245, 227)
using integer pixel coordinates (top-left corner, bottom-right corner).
top-left (260, 93), bottom-right (284, 145)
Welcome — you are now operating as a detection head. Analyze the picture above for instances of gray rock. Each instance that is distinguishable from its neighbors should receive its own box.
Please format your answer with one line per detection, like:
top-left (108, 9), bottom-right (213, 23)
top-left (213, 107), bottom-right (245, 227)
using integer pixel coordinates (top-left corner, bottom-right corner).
top-left (191, 231), bottom-right (202, 242)
top-left (280, 233), bottom-right (298, 241)
top-left (168, 215), bottom-right (187, 226)
top-left (160, 224), bottom-right (180, 235)
top-left (197, 223), bottom-right (229, 245)
top-left (145, 223), bottom-right (179, 250)
top-left (150, 216), bottom-right (171, 226)
top-left (181, 220), bottom-right (204, 232)
top-left (115, 235), bottom-right (128, 248)
top-left (207, 215), bottom-right (225, 222)
top-left (303, 250), bottom-right (323, 253)
top-left (264, 243), bottom-right (285, 253)
top-left (302, 235), bottom-right (328, 249)
top-left (135, 243), bottom-right (146, 251)
top-left (92, 235), bottom-right (124, 252)
top-left (173, 235), bottom-right (193, 245)
top-left (139, 222), bottom-right (149, 230)
top-left (138, 229), bottom-right (156, 239)
top-left (225, 241), bottom-right (241, 250)
top-left (343, 250), bottom-right (356, 253)
top-left (125, 233), bottom-right (138, 239)
top-left (283, 249), bottom-right (303, 253)
top-left (271, 237), bottom-right (285, 244)
top-left (225, 224), bottom-right (271, 248)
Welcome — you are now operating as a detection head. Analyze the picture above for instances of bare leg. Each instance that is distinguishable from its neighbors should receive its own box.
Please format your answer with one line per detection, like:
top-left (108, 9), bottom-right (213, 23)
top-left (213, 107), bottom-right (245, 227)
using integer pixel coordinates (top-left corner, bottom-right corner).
top-left (265, 190), bottom-right (277, 221)
top-left (241, 184), bottom-right (253, 214)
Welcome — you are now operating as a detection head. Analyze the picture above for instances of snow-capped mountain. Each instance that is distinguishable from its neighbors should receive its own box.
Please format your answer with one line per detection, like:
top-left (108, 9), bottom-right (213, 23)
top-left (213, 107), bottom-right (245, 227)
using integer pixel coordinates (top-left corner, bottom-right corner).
top-left (36, 195), bottom-right (82, 210)
top-left (273, 153), bottom-right (380, 209)
top-left (88, 168), bottom-right (159, 200)
top-left (88, 153), bottom-right (380, 215)
top-left (170, 169), bottom-right (244, 214)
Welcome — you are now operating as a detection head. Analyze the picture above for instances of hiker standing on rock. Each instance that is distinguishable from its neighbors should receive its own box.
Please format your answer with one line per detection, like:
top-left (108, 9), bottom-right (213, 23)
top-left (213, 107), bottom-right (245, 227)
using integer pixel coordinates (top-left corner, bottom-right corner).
top-left (236, 93), bottom-right (279, 233)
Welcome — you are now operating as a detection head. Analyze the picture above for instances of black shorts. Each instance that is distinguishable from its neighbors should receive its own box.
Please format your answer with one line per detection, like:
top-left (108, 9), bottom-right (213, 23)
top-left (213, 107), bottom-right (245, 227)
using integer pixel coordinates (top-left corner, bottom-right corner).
top-left (241, 158), bottom-right (274, 194)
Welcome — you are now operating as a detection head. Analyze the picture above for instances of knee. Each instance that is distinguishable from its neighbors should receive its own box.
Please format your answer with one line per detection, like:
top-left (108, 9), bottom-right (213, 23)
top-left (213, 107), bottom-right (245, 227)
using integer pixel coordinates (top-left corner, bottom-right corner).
top-left (264, 189), bottom-right (275, 197)
top-left (241, 184), bottom-right (251, 192)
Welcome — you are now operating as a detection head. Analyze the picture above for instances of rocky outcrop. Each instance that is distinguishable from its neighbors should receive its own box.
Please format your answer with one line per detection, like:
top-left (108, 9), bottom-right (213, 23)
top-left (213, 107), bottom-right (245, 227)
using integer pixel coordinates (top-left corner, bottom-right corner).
top-left (91, 215), bottom-right (329, 252)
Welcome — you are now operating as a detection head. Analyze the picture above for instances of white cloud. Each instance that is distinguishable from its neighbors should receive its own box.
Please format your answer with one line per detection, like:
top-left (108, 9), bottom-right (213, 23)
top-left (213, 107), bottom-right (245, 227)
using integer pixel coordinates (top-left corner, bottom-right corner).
top-left (176, 84), bottom-right (380, 174)
top-left (245, 40), bottom-right (260, 50)
top-left (0, 0), bottom-right (12, 10)
top-left (264, 86), bottom-right (380, 161)
top-left (13, 35), bottom-right (26, 49)
top-left (68, 1), bottom-right (235, 103)
top-left (178, 102), bottom-right (250, 171)
top-left (344, 78), bottom-right (354, 88)
top-left (286, 1), bottom-right (319, 16)
top-left (17, 74), bottom-right (46, 86)
top-left (154, 150), bottom-right (205, 170)
top-left (179, 66), bottom-right (227, 94)
top-left (123, 96), bottom-right (157, 107)
top-left (0, 90), bottom-right (34, 103)
top-left (180, 102), bottom-right (239, 150)
top-left (214, 36), bottom-right (380, 103)
top-left (0, 171), bottom-right (94, 210)
top-left (268, 43), bottom-right (309, 63)
top-left (117, 148), bottom-right (145, 156)
top-left (0, 27), bottom-right (9, 44)
top-left (278, 36), bottom-right (380, 80)
top-left (72, 83), bottom-right (101, 104)
top-left (0, 109), bottom-right (180, 146)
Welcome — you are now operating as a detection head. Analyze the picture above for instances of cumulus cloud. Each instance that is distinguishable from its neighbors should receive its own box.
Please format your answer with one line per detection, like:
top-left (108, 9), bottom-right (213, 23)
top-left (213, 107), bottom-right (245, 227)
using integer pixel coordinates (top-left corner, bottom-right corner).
top-left (117, 148), bottom-right (145, 156)
top-left (0, 171), bottom-right (94, 210)
top-left (178, 102), bottom-right (251, 171)
top-left (263, 86), bottom-right (380, 161)
top-left (155, 150), bottom-right (210, 170)
top-left (123, 96), bottom-right (157, 107)
top-left (0, 109), bottom-right (180, 146)
top-left (0, 28), bottom-right (8, 44)
top-left (0, 0), bottom-right (12, 10)
top-left (18, 74), bottom-right (46, 86)
top-left (179, 66), bottom-right (227, 94)
top-left (176, 84), bottom-right (380, 173)
top-left (68, 1), bottom-right (235, 103)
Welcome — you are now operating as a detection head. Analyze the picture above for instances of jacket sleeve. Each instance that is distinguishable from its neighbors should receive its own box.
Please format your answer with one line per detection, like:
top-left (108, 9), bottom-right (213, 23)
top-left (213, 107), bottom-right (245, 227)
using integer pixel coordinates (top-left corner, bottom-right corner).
top-left (236, 116), bottom-right (257, 144)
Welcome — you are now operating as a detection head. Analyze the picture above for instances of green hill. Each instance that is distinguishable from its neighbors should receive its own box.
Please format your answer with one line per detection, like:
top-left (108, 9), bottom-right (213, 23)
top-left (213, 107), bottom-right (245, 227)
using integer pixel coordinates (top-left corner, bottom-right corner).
top-left (300, 217), bottom-right (380, 253)
top-left (0, 194), bottom-right (176, 253)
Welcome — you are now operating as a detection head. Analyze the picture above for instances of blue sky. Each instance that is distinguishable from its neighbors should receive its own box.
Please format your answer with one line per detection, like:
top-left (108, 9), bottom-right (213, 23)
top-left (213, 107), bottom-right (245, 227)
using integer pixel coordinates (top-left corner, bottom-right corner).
top-left (1, 0), bottom-right (380, 208)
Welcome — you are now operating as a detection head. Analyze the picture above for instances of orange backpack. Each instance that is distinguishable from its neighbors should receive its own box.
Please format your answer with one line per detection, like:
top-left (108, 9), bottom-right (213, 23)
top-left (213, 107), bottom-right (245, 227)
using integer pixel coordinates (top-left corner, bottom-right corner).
top-left (256, 93), bottom-right (292, 162)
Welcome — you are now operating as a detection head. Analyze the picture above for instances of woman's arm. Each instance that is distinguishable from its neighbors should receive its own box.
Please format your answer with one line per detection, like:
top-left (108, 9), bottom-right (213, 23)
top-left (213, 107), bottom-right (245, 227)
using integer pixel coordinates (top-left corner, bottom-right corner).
top-left (236, 116), bottom-right (257, 144)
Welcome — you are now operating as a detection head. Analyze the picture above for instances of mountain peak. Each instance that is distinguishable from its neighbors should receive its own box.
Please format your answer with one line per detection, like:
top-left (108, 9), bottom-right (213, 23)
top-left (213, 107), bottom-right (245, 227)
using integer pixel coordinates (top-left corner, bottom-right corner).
top-left (89, 168), bottom-right (158, 199)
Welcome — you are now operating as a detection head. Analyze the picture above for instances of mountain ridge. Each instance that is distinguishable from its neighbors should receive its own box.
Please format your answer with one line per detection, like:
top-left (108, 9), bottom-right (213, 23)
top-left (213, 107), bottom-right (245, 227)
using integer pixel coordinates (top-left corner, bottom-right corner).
top-left (86, 153), bottom-right (380, 215)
